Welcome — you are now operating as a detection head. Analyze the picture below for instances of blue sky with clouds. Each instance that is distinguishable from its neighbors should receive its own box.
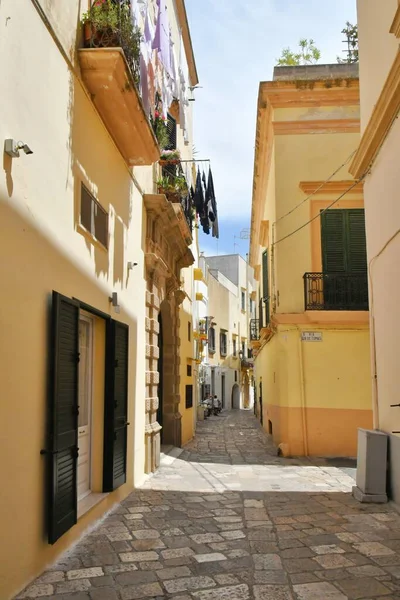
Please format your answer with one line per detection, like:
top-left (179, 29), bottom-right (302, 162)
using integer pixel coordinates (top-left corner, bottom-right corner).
top-left (185, 0), bottom-right (357, 258)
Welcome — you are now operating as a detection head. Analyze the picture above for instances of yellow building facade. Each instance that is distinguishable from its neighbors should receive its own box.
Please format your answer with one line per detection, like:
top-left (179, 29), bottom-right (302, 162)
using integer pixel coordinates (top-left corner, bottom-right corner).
top-left (0, 0), bottom-right (199, 597)
top-left (250, 64), bottom-right (373, 458)
top-left (351, 0), bottom-right (400, 502)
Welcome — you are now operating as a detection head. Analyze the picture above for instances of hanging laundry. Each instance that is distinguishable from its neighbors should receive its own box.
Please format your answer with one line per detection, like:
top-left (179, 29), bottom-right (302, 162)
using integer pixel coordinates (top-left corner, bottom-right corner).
top-left (152, 0), bottom-right (172, 77)
top-left (206, 168), bottom-right (219, 239)
top-left (193, 170), bottom-right (205, 217)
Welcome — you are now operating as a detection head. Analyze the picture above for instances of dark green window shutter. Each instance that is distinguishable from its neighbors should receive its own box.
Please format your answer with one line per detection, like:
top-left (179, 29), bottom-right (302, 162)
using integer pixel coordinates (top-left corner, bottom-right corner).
top-left (347, 209), bottom-right (367, 272)
top-left (48, 292), bottom-right (79, 544)
top-left (321, 210), bottom-right (346, 272)
top-left (166, 114), bottom-right (177, 150)
top-left (262, 250), bottom-right (269, 299)
top-left (103, 320), bottom-right (129, 492)
top-left (321, 209), bottom-right (366, 273)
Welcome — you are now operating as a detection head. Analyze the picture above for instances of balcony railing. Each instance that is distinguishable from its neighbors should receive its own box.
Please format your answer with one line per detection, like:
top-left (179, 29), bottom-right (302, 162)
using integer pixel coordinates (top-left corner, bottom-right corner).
top-left (250, 319), bottom-right (260, 341)
top-left (303, 272), bottom-right (369, 311)
top-left (83, 0), bottom-right (140, 85)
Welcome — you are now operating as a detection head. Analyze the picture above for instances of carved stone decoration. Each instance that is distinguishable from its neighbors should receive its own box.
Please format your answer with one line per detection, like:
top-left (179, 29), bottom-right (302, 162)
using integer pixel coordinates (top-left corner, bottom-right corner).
top-left (143, 193), bottom-right (193, 473)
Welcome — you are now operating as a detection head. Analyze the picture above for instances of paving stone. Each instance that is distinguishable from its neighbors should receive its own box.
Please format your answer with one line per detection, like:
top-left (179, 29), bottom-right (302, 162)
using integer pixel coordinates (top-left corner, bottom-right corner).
top-left (119, 551), bottom-right (159, 563)
top-left (89, 576), bottom-right (114, 587)
top-left (115, 570), bottom-right (157, 586)
top-left (194, 553), bottom-right (227, 563)
top-left (131, 539), bottom-right (165, 551)
top-left (220, 530), bottom-right (245, 540)
top-left (104, 564), bottom-right (139, 574)
top-left (16, 583), bottom-right (54, 598)
top-left (156, 566), bottom-right (192, 580)
top-left (283, 558), bottom-right (322, 573)
top-left (163, 575), bottom-right (216, 593)
top-left (138, 561), bottom-right (163, 570)
top-left (67, 568), bottom-right (104, 580)
top-left (254, 570), bottom-right (288, 584)
top-left (56, 580), bottom-right (92, 594)
top-left (89, 588), bottom-right (119, 600)
top-left (310, 545), bottom-right (345, 555)
top-left (119, 582), bottom-right (163, 599)
top-left (353, 542), bottom-right (395, 557)
top-left (161, 547), bottom-right (195, 559)
top-left (312, 554), bottom-right (354, 569)
top-left (253, 584), bottom-right (294, 599)
top-left (293, 581), bottom-right (347, 599)
top-left (214, 574), bottom-right (240, 585)
top-left (190, 533), bottom-right (224, 544)
top-left (191, 583), bottom-right (250, 599)
top-left (336, 576), bottom-right (392, 598)
top-left (253, 553), bottom-right (283, 570)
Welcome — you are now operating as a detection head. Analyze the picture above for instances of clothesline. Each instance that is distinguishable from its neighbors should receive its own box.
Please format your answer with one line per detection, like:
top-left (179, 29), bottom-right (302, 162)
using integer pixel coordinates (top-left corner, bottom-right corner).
top-left (179, 159), bottom-right (210, 163)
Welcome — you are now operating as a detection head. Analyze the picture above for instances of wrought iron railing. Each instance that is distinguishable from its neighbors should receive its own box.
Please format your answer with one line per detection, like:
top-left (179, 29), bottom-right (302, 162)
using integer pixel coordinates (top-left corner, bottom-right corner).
top-left (250, 319), bottom-right (259, 341)
top-left (158, 161), bottom-right (193, 232)
top-left (303, 272), bottom-right (369, 311)
top-left (84, 0), bottom-right (140, 86)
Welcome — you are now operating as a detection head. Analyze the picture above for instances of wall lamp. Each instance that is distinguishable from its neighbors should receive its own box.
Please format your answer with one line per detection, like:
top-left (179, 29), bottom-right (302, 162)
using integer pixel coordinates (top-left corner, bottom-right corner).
top-left (127, 261), bottom-right (138, 270)
top-left (4, 139), bottom-right (33, 158)
top-left (109, 292), bottom-right (120, 314)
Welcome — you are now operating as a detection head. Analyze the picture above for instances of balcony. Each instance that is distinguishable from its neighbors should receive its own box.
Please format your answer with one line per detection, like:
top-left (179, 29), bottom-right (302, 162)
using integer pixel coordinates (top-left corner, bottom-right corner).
top-left (79, 1), bottom-right (159, 166)
top-left (303, 272), bottom-right (369, 311)
top-left (250, 319), bottom-right (260, 341)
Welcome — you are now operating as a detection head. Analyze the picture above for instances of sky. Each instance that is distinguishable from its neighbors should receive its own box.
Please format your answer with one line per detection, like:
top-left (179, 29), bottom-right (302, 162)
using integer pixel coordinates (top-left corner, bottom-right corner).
top-left (185, 0), bottom-right (357, 259)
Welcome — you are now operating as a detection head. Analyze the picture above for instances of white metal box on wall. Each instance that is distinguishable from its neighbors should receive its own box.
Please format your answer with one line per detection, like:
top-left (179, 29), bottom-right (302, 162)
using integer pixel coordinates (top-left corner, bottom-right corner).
top-left (353, 428), bottom-right (388, 503)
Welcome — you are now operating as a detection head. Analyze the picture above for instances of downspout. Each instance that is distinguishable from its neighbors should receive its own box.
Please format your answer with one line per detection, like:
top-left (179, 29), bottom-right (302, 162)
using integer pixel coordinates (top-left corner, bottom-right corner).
top-left (296, 326), bottom-right (309, 456)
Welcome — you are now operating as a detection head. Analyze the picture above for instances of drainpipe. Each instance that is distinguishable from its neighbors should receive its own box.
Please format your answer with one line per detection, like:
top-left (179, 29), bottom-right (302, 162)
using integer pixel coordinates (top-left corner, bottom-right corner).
top-left (297, 326), bottom-right (309, 456)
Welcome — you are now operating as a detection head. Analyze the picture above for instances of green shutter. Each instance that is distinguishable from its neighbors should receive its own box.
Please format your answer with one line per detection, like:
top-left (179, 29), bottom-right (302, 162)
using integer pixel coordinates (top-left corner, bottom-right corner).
top-left (347, 209), bottom-right (367, 272)
top-left (321, 210), bottom-right (346, 272)
top-left (262, 250), bottom-right (269, 298)
top-left (47, 292), bottom-right (79, 544)
top-left (321, 209), bottom-right (367, 273)
top-left (103, 320), bottom-right (129, 492)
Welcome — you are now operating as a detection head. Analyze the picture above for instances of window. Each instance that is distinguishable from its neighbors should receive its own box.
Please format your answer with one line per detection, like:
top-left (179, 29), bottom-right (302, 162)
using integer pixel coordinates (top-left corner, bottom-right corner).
top-left (188, 322), bottom-right (191, 342)
top-left (235, 370), bottom-right (237, 382)
top-left (80, 184), bottom-right (108, 248)
top-left (187, 364), bottom-right (192, 377)
top-left (220, 331), bottom-right (227, 357)
top-left (241, 340), bottom-right (245, 357)
top-left (321, 209), bottom-right (367, 273)
top-left (261, 250), bottom-right (270, 327)
top-left (241, 290), bottom-right (246, 311)
top-left (185, 385), bottom-right (193, 409)
top-left (250, 298), bottom-right (254, 315)
top-left (208, 327), bottom-right (216, 353)
top-left (233, 337), bottom-right (237, 357)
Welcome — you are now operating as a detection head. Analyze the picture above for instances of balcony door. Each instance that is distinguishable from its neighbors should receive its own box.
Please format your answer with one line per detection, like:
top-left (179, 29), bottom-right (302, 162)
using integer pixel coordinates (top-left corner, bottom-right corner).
top-left (320, 209), bottom-right (368, 309)
top-left (78, 314), bottom-right (93, 501)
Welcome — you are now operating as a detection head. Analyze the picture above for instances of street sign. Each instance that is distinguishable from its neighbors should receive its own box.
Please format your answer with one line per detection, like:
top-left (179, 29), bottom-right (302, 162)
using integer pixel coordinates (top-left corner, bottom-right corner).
top-left (301, 331), bottom-right (323, 342)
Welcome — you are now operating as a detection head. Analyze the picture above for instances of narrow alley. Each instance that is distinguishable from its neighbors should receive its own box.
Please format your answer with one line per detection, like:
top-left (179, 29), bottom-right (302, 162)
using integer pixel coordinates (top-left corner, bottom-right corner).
top-left (18, 411), bottom-right (400, 600)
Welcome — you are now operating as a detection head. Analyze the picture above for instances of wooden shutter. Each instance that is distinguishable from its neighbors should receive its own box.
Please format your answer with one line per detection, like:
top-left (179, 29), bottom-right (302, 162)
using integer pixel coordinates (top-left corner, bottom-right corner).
top-left (103, 320), bottom-right (129, 492)
top-left (166, 114), bottom-right (177, 150)
top-left (347, 209), bottom-right (367, 272)
top-left (47, 292), bottom-right (79, 544)
top-left (262, 250), bottom-right (269, 298)
top-left (321, 210), bottom-right (346, 272)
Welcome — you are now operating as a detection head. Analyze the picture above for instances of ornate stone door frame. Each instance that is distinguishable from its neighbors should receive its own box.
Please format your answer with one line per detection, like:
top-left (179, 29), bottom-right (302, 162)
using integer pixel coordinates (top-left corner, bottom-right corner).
top-left (143, 194), bottom-right (194, 473)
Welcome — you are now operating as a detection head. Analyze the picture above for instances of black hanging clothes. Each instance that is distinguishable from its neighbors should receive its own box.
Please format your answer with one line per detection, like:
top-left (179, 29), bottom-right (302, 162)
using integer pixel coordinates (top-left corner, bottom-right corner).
top-left (206, 168), bottom-right (219, 239)
top-left (194, 170), bottom-right (204, 215)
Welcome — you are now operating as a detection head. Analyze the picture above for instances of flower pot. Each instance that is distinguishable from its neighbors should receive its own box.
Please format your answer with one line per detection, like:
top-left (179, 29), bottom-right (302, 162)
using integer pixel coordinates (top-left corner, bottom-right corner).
top-left (159, 159), bottom-right (181, 166)
top-left (83, 21), bottom-right (93, 46)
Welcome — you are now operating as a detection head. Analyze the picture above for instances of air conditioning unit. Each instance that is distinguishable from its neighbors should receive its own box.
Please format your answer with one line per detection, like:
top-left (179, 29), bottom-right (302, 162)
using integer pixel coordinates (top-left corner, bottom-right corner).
top-left (353, 428), bottom-right (388, 503)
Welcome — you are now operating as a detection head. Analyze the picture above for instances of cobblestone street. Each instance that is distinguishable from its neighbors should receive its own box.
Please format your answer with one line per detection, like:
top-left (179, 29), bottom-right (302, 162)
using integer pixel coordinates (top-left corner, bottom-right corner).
top-left (17, 411), bottom-right (400, 600)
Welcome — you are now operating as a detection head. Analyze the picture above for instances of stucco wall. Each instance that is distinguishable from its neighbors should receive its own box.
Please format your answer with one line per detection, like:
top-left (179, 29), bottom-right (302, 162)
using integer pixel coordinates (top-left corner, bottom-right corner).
top-left (255, 326), bottom-right (372, 457)
top-left (357, 0), bottom-right (399, 131)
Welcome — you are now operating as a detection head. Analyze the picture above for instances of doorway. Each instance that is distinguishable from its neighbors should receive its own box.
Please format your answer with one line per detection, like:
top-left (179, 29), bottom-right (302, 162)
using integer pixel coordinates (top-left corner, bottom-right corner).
top-left (157, 312), bottom-right (164, 442)
top-left (232, 384), bottom-right (240, 409)
top-left (221, 374), bottom-right (225, 408)
top-left (77, 314), bottom-right (93, 501)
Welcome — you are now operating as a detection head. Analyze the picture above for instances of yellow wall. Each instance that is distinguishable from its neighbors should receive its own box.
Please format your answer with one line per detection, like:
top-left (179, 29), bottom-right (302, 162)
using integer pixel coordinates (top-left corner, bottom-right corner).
top-left (252, 84), bottom-right (372, 459)
top-left (255, 325), bottom-right (372, 457)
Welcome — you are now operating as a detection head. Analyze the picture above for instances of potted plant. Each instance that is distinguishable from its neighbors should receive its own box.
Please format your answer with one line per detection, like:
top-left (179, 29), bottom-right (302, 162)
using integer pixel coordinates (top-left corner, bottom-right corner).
top-left (160, 149), bottom-right (181, 165)
top-left (157, 174), bottom-right (188, 203)
top-left (81, 0), bottom-right (141, 85)
top-left (151, 111), bottom-right (169, 149)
